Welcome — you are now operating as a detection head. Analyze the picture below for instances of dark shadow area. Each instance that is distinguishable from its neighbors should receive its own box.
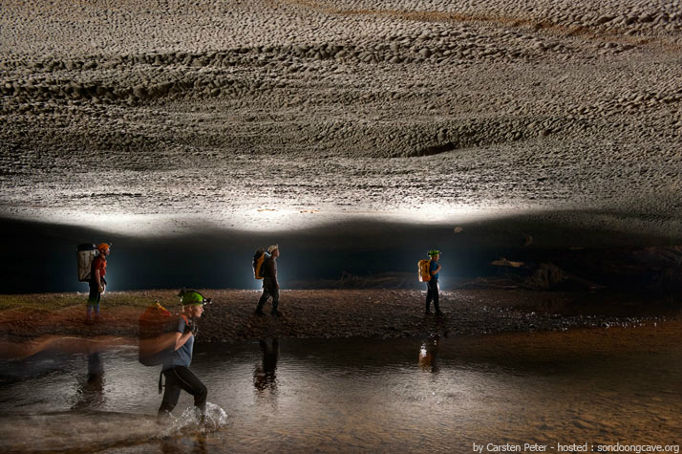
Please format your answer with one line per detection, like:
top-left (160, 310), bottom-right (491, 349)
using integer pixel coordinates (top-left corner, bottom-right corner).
top-left (0, 215), bottom-right (680, 300)
top-left (412, 141), bottom-right (458, 157)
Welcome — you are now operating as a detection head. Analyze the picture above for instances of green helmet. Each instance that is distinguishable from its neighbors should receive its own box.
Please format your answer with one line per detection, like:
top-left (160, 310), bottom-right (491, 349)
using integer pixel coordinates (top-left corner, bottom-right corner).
top-left (428, 249), bottom-right (441, 257)
top-left (178, 289), bottom-right (211, 306)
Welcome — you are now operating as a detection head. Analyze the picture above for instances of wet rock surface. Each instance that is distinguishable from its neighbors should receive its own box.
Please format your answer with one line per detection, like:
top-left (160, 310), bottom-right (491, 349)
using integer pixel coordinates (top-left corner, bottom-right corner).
top-left (0, 0), bottom-right (681, 233)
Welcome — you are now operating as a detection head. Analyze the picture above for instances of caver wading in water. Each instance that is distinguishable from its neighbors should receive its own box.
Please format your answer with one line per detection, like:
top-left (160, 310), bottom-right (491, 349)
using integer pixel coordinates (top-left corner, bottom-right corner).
top-left (158, 290), bottom-right (211, 421)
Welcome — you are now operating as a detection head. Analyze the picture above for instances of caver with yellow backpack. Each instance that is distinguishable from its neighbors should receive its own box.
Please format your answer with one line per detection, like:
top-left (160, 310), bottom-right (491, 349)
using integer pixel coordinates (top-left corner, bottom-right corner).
top-left (254, 244), bottom-right (283, 317)
top-left (420, 249), bottom-right (443, 316)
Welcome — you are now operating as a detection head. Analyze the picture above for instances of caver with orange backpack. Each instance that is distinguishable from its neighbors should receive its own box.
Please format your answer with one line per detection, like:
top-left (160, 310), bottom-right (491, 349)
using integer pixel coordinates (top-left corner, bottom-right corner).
top-left (84, 242), bottom-right (111, 322)
top-left (157, 289), bottom-right (211, 421)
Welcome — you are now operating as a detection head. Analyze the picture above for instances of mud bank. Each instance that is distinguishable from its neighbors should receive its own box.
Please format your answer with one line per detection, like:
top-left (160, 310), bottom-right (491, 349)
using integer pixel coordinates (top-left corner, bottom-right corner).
top-left (0, 289), bottom-right (679, 348)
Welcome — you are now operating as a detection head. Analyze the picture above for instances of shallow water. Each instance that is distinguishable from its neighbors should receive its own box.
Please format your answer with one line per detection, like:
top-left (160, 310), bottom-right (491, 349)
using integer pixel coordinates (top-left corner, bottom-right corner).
top-left (0, 330), bottom-right (680, 453)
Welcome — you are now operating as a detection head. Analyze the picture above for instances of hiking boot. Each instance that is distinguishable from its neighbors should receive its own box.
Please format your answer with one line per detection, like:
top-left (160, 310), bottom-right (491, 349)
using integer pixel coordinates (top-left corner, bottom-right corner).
top-left (435, 311), bottom-right (444, 317)
top-left (271, 310), bottom-right (283, 318)
top-left (254, 310), bottom-right (265, 317)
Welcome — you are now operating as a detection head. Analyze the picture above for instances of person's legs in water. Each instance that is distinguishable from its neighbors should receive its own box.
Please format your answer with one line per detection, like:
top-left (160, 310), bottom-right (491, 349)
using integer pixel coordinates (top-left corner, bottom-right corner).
top-left (158, 370), bottom-right (182, 416)
top-left (170, 366), bottom-right (207, 415)
top-left (158, 367), bottom-right (207, 420)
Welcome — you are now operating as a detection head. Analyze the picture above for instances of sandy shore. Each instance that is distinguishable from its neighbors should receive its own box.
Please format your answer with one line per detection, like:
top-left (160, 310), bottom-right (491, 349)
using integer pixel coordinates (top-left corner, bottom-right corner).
top-left (1, 289), bottom-right (679, 350)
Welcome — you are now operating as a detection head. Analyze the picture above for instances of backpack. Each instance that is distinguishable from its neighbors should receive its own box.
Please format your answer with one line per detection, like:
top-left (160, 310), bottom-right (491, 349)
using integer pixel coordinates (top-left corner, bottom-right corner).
top-left (76, 243), bottom-right (98, 282)
top-left (253, 248), bottom-right (270, 280)
top-left (138, 302), bottom-right (187, 366)
top-left (418, 259), bottom-right (432, 282)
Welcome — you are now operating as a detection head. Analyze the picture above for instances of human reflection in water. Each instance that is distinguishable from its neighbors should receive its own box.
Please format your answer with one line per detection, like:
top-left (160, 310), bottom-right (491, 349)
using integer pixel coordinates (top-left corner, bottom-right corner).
top-left (72, 351), bottom-right (105, 409)
top-left (160, 434), bottom-right (207, 454)
top-left (418, 333), bottom-right (440, 373)
top-left (253, 338), bottom-right (279, 393)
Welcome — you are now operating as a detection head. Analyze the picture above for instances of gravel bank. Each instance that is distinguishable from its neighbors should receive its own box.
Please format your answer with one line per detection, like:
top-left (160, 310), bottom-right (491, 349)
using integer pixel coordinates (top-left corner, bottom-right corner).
top-left (0, 289), bottom-right (678, 349)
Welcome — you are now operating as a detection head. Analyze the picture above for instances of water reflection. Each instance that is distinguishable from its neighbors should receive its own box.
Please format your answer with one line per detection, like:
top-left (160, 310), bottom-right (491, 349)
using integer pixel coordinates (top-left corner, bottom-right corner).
top-left (0, 328), bottom-right (680, 454)
top-left (253, 338), bottom-right (279, 395)
top-left (418, 333), bottom-right (440, 373)
top-left (161, 434), bottom-right (207, 454)
top-left (72, 352), bottom-right (105, 410)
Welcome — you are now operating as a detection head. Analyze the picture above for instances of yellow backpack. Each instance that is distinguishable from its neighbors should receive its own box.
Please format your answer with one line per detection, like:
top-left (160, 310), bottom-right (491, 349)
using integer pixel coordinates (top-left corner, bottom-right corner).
top-left (253, 248), bottom-right (268, 279)
top-left (418, 259), bottom-right (432, 282)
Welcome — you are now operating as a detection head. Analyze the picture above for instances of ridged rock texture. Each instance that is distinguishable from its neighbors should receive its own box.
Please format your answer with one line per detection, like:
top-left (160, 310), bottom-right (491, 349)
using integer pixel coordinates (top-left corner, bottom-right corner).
top-left (1, 0), bottom-right (680, 235)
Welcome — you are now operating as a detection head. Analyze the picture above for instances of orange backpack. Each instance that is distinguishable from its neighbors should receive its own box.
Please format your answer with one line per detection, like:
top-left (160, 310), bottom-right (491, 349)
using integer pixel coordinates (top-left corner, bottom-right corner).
top-left (138, 302), bottom-right (181, 366)
top-left (418, 259), bottom-right (432, 282)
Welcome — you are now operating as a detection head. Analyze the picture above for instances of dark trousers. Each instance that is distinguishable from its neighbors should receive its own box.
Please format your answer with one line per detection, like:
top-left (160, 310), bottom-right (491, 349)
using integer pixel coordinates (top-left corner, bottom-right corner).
top-left (256, 281), bottom-right (279, 314)
top-left (87, 285), bottom-right (100, 318)
top-left (159, 366), bottom-right (207, 415)
top-left (425, 279), bottom-right (440, 313)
